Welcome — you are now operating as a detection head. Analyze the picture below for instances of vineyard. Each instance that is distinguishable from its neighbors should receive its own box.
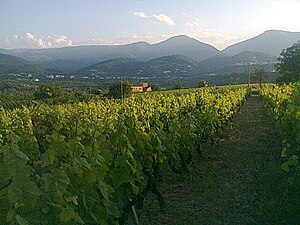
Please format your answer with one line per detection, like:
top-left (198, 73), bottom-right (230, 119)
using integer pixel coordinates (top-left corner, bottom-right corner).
top-left (0, 86), bottom-right (248, 225)
top-left (0, 83), bottom-right (299, 225)
top-left (261, 83), bottom-right (300, 187)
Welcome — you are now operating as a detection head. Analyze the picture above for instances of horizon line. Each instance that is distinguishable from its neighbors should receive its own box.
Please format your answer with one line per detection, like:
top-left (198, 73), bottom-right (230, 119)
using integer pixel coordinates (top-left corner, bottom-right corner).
top-left (2, 29), bottom-right (300, 51)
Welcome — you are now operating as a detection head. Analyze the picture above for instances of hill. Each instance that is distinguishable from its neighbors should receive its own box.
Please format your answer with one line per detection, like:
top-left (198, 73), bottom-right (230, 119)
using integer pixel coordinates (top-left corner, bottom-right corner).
top-left (222, 30), bottom-right (300, 56)
top-left (78, 58), bottom-right (144, 77)
top-left (0, 53), bottom-right (49, 75)
top-left (78, 51), bottom-right (277, 79)
top-left (199, 51), bottom-right (277, 74)
top-left (0, 48), bottom-right (10, 54)
top-left (78, 55), bottom-right (200, 78)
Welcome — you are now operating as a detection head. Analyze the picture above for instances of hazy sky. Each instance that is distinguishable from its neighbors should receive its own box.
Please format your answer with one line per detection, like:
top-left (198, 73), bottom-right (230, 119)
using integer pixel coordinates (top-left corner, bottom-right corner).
top-left (1, 0), bottom-right (300, 50)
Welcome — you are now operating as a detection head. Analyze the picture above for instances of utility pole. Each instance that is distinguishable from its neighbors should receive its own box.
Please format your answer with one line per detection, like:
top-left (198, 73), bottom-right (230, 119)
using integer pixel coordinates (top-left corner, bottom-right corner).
top-left (120, 78), bottom-right (124, 102)
top-left (248, 63), bottom-right (251, 90)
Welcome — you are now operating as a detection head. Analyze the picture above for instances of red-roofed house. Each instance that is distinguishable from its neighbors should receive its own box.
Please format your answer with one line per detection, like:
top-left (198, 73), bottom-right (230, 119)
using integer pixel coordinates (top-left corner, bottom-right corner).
top-left (131, 83), bottom-right (152, 93)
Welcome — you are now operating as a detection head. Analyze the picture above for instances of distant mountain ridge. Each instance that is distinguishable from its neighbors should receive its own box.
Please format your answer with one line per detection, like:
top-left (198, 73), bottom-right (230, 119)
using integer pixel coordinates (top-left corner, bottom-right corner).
top-left (223, 30), bottom-right (300, 56)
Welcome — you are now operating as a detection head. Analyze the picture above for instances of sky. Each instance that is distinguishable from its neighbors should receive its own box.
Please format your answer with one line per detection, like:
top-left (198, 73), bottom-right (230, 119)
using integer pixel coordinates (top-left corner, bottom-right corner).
top-left (1, 0), bottom-right (300, 50)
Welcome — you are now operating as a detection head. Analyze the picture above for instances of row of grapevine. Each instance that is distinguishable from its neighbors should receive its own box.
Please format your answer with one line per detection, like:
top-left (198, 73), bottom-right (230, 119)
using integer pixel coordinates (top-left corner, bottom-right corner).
top-left (0, 86), bottom-right (248, 225)
top-left (261, 83), bottom-right (300, 187)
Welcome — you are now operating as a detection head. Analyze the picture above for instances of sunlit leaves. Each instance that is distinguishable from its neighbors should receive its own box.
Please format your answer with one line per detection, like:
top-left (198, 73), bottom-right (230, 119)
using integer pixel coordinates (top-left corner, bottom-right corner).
top-left (262, 82), bottom-right (300, 187)
top-left (0, 85), bottom-right (248, 224)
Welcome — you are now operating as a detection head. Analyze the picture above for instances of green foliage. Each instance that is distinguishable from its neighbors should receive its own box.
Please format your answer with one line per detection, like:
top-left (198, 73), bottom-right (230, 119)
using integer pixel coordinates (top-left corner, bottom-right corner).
top-left (252, 67), bottom-right (266, 88)
top-left (0, 86), bottom-right (98, 110)
top-left (276, 41), bottom-right (300, 83)
top-left (198, 80), bottom-right (209, 88)
top-left (0, 85), bottom-right (248, 224)
top-left (172, 82), bottom-right (184, 90)
top-left (261, 83), bottom-right (300, 187)
top-left (108, 81), bottom-right (132, 99)
top-left (34, 84), bottom-right (63, 99)
top-left (151, 83), bottom-right (160, 91)
top-left (0, 92), bottom-right (34, 110)
top-left (33, 84), bottom-right (93, 105)
top-left (90, 88), bottom-right (105, 96)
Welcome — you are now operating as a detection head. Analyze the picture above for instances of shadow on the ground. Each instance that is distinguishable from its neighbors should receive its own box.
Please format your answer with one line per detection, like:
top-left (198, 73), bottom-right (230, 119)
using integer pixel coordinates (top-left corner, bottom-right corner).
top-left (138, 95), bottom-right (300, 225)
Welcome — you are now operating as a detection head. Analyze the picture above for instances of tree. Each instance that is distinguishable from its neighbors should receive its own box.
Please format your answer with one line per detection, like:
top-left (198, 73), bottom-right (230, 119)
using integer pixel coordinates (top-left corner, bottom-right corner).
top-left (172, 82), bottom-right (184, 90)
top-left (252, 67), bottom-right (266, 88)
top-left (151, 83), bottom-right (160, 91)
top-left (34, 84), bottom-right (81, 104)
top-left (198, 80), bottom-right (209, 88)
top-left (276, 41), bottom-right (300, 83)
top-left (90, 88), bottom-right (105, 96)
top-left (108, 81), bottom-right (132, 99)
top-left (34, 84), bottom-right (62, 99)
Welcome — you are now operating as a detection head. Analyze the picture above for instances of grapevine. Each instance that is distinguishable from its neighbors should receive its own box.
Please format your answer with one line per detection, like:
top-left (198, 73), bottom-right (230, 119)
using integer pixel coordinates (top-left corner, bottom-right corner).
top-left (0, 86), bottom-right (249, 225)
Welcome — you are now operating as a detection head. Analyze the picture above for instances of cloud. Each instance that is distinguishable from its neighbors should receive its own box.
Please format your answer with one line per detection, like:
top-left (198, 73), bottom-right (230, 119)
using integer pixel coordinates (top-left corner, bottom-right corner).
top-left (182, 12), bottom-right (201, 28)
top-left (25, 32), bottom-right (50, 48)
top-left (8, 32), bottom-right (73, 49)
top-left (133, 11), bottom-right (146, 18)
top-left (25, 32), bottom-right (34, 40)
top-left (186, 22), bottom-right (200, 28)
top-left (131, 11), bottom-right (175, 26)
top-left (48, 34), bottom-right (73, 47)
top-left (153, 14), bottom-right (176, 26)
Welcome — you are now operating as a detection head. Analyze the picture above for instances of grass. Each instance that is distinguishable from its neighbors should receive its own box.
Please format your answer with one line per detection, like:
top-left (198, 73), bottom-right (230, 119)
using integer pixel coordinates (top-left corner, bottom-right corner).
top-left (138, 95), bottom-right (300, 225)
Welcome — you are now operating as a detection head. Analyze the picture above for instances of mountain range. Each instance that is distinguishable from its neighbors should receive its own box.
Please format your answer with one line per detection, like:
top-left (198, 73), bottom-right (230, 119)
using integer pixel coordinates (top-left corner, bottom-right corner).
top-left (0, 30), bottom-right (299, 78)
top-left (0, 35), bottom-right (219, 73)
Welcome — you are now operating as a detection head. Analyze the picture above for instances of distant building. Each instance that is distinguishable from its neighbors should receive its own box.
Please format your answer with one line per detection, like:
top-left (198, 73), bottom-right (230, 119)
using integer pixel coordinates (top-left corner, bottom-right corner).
top-left (131, 83), bottom-right (152, 93)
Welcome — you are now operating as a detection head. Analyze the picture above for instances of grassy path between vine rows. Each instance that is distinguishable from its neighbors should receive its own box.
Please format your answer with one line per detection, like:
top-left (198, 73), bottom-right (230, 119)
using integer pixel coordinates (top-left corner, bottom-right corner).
top-left (138, 95), bottom-right (299, 225)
